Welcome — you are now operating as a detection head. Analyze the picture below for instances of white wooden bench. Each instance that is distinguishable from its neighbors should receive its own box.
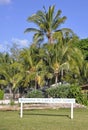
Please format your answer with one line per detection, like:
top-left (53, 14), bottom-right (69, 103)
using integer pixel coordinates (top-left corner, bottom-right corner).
top-left (19, 98), bottom-right (75, 119)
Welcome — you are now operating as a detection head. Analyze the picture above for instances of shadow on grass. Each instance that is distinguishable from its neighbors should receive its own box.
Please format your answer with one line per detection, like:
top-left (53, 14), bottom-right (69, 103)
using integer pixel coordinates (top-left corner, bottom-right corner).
top-left (23, 112), bottom-right (70, 119)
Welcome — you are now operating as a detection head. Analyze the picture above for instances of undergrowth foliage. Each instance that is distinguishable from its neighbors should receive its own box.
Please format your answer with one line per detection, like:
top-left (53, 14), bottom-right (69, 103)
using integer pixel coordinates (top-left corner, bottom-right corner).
top-left (0, 89), bottom-right (4, 100)
top-left (46, 84), bottom-right (88, 106)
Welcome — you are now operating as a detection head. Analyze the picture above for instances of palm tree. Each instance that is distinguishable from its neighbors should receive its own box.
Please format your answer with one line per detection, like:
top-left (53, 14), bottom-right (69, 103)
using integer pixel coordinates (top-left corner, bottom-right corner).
top-left (25, 5), bottom-right (71, 44)
top-left (42, 32), bottom-right (82, 85)
top-left (50, 43), bottom-right (70, 84)
top-left (19, 47), bottom-right (46, 89)
top-left (76, 62), bottom-right (88, 84)
top-left (63, 45), bottom-right (86, 84)
top-left (0, 55), bottom-right (23, 99)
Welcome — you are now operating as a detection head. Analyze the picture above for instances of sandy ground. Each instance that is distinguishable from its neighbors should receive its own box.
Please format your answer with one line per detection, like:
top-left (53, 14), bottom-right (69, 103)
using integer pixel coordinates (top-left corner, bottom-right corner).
top-left (0, 103), bottom-right (86, 111)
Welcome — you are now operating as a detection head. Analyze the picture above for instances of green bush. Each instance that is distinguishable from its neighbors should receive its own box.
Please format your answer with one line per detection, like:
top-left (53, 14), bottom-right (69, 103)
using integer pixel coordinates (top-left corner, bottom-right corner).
top-left (26, 84), bottom-right (88, 106)
top-left (10, 99), bottom-right (15, 106)
top-left (0, 89), bottom-right (4, 100)
top-left (81, 94), bottom-right (88, 106)
top-left (46, 84), bottom-right (88, 106)
top-left (68, 84), bottom-right (87, 105)
top-left (27, 90), bottom-right (44, 98)
top-left (46, 85), bottom-right (70, 98)
top-left (46, 87), bottom-right (57, 98)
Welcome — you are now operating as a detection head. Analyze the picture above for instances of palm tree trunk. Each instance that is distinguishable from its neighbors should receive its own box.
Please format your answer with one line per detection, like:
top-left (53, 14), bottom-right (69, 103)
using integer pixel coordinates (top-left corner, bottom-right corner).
top-left (12, 88), bottom-right (16, 100)
top-left (61, 69), bottom-right (63, 80)
top-left (8, 84), bottom-right (13, 99)
top-left (55, 73), bottom-right (58, 85)
top-left (35, 80), bottom-right (37, 91)
top-left (48, 33), bottom-right (54, 44)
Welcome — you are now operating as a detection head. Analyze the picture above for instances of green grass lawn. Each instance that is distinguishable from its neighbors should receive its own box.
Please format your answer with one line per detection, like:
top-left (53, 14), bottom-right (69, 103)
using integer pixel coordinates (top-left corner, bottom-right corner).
top-left (0, 108), bottom-right (88, 130)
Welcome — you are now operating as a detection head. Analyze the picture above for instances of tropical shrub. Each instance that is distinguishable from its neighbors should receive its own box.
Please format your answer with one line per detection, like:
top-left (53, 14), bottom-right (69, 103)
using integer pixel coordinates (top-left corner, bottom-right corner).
top-left (0, 89), bottom-right (4, 100)
top-left (68, 84), bottom-right (83, 103)
top-left (81, 93), bottom-right (88, 106)
top-left (46, 84), bottom-right (88, 106)
top-left (27, 90), bottom-right (44, 98)
top-left (46, 85), bottom-right (70, 98)
top-left (10, 99), bottom-right (15, 106)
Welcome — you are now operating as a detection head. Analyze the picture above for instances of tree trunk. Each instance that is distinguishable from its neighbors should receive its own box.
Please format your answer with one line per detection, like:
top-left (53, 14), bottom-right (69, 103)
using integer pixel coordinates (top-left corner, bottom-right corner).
top-left (61, 69), bottom-right (63, 81)
top-left (35, 80), bottom-right (37, 91)
top-left (48, 33), bottom-right (54, 44)
top-left (12, 88), bottom-right (16, 100)
top-left (8, 85), bottom-right (13, 99)
top-left (55, 73), bottom-right (58, 85)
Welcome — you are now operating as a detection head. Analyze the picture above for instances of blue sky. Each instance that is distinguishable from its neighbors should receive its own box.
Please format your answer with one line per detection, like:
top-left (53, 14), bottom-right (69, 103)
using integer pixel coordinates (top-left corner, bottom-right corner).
top-left (0, 0), bottom-right (88, 52)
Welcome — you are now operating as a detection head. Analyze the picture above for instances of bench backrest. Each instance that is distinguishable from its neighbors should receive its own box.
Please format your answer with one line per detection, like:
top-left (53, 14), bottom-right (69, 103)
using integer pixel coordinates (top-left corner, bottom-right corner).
top-left (19, 98), bottom-right (75, 104)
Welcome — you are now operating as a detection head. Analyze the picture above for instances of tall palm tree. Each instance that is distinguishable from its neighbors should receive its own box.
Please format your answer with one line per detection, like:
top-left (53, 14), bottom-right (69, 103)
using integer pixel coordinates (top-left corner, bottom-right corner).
top-left (42, 32), bottom-right (82, 85)
top-left (25, 5), bottom-right (71, 44)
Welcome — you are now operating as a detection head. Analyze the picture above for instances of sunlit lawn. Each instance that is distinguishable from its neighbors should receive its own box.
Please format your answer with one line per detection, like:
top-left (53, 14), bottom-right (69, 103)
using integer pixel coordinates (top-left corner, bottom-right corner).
top-left (0, 108), bottom-right (88, 130)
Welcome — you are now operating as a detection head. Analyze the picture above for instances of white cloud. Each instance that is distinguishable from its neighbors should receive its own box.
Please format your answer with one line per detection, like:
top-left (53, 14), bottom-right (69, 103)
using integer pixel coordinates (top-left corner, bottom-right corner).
top-left (0, 0), bottom-right (11, 5)
top-left (11, 38), bottom-right (29, 47)
top-left (0, 44), bottom-right (7, 52)
top-left (0, 38), bottom-right (29, 52)
top-left (0, 40), bottom-right (11, 52)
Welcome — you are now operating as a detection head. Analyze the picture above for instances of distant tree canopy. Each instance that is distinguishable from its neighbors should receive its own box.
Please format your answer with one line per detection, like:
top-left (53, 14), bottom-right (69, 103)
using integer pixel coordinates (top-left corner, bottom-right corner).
top-left (74, 38), bottom-right (88, 61)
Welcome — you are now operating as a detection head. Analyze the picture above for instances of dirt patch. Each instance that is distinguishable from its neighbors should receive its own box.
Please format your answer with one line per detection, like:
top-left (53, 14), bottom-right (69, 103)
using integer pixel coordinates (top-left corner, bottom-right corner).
top-left (0, 103), bottom-right (86, 111)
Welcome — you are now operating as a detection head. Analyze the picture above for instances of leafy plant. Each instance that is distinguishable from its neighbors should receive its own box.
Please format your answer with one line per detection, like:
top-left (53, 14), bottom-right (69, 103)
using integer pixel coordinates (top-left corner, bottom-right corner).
top-left (68, 84), bottom-right (88, 105)
top-left (10, 99), bottom-right (15, 106)
top-left (46, 85), bottom-right (70, 98)
top-left (27, 90), bottom-right (44, 98)
top-left (46, 84), bottom-right (88, 106)
top-left (0, 89), bottom-right (4, 100)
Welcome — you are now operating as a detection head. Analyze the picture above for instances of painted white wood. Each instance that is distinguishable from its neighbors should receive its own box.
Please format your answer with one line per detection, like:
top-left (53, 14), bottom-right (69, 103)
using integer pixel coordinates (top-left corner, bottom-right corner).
top-left (19, 98), bottom-right (75, 119)
top-left (20, 102), bottom-right (23, 118)
top-left (71, 103), bottom-right (73, 119)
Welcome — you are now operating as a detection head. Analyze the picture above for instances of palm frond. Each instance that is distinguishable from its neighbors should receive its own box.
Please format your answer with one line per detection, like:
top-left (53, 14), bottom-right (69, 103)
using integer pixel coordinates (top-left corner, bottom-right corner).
top-left (0, 80), bottom-right (8, 86)
top-left (24, 28), bottom-right (41, 33)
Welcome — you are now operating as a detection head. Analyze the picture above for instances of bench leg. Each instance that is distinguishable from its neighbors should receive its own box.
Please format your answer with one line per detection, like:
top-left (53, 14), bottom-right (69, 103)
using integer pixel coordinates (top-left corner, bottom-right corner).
top-left (71, 103), bottom-right (73, 119)
top-left (20, 103), bottom-right (23, 118)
